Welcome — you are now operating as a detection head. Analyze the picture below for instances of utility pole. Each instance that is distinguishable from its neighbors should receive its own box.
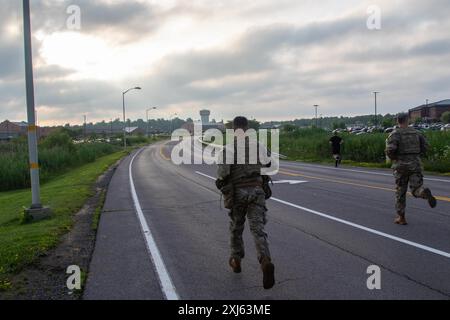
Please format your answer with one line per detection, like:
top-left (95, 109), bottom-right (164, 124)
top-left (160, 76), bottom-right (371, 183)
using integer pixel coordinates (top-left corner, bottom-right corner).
top-left (23, 0), bottom-right (50, 220)
top-left (122, 87), bottom-right (141, 149)
top-left (373, 92), bottom-right (379, 128)
top-left (83, 115), bottom-right (87, 141)
top-left (146, 107), bottom-right (157, 137)
top-left (314, 105), bottom-right (319, 128)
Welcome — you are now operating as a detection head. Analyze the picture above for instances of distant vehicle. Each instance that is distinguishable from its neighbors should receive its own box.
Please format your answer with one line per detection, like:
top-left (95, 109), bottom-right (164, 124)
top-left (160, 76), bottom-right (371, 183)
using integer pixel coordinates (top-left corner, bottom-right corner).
top-left (442, 124), bottom-right (450, 131)
top-left (384, 127), bottom-right (395, 133)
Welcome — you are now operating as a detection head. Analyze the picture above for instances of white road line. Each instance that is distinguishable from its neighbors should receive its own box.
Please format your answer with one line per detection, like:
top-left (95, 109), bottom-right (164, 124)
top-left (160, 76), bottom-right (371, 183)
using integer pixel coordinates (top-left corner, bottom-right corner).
top-left (195, 171), bottom-right (450, 260)
top-left (130, 149), bottom-right (179, 300)
top-left (282, 162), bottom-right (450, 183)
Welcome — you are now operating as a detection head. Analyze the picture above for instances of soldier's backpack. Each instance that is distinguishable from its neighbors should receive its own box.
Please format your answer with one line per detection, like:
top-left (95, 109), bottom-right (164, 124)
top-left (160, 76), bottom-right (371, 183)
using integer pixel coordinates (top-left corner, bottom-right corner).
top-left (398, 129), bottom-right (421, 155)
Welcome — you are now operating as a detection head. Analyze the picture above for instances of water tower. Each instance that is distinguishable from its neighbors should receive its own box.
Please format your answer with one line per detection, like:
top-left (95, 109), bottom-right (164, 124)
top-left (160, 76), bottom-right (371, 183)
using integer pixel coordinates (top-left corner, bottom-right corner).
top-left (200, 110), bottom-right (211, 124)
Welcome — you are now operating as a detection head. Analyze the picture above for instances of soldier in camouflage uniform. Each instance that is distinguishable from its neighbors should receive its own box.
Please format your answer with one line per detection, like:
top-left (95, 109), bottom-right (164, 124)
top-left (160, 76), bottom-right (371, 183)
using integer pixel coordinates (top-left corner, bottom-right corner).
top-left (216, 116), bottom-right (275, 290)
top-left (385, 113), bottom-right (437, 225)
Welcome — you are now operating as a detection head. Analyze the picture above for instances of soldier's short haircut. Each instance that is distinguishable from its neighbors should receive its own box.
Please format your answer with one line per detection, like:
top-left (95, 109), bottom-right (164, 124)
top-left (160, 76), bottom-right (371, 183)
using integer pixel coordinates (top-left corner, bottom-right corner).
top-left (397, 113), bottom-right (409, 124)
top-left (233, 116), bottom-right (249, 130)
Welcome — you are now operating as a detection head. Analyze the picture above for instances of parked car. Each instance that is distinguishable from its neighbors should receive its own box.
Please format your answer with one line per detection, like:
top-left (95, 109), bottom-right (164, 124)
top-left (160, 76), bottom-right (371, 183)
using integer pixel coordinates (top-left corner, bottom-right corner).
top-left (442, 124), bottom-right (450, 131)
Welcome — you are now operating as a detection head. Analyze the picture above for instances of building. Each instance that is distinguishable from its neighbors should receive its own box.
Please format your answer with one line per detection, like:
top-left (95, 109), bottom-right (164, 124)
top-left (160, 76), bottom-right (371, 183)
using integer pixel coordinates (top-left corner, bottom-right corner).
top-left (409, 99), bottom-right (450, 122)
top-left (200, 110), bottom-right (211, 124)
top-left (0, 121), bottom-right (28, 140)
top-left (124, 127), bottom-right (145, 135)
top-left (181, 110), bottom-right (225, 135)
top-left (0, 120), bottom-right (56, 141)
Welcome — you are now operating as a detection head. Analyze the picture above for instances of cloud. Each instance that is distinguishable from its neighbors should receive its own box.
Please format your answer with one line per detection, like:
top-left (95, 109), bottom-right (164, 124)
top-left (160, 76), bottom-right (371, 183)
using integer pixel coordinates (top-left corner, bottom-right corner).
top-left (31, 0), bottom-right (163, 44)
top-left (1, 0), bottom-right (450, 124)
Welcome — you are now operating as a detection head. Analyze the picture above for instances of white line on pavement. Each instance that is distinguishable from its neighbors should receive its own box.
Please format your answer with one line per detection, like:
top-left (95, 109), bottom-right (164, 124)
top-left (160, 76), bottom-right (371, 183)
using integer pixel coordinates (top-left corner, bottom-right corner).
top-left (130, 149), bottom-right (180, 300)
top-left (282, 162), bottom-right (450, 183)
top-left (195, 171), bottom-right (450, 260)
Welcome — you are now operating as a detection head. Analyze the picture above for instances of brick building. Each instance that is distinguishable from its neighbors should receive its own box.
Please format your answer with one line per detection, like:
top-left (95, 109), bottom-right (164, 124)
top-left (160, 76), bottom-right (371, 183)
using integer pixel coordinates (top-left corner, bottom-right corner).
top-left (0, 120), bottom-right (55, 141)
top-left (409, 99), bottom-right (450, 122)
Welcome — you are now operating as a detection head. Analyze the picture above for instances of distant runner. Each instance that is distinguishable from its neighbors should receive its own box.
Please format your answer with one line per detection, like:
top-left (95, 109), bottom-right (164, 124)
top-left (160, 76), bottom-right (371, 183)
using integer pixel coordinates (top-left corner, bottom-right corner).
top-left (329, 132), bottom-right (344, 167)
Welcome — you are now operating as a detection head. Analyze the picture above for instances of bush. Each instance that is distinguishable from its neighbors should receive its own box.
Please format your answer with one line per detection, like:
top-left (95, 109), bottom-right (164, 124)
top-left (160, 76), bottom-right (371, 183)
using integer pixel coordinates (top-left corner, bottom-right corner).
top-left (40, 130), bottom-right (75, 153)
top-left (441, 111), bottom-right (450, 124)
top-left (0, 131), bottom-right (120, 191)
top-left (280, 128), bottom-right (450, 172)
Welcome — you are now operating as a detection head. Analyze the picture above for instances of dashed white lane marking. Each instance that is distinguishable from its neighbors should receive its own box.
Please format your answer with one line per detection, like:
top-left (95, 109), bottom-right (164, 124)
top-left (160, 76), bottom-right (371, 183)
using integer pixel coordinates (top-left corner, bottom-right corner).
top-left (282, 162), bottom-right (450, 183)
top-left (195, 171), bottom-right (450, 260)
top-left (130, 149), bottom-right (179, 300)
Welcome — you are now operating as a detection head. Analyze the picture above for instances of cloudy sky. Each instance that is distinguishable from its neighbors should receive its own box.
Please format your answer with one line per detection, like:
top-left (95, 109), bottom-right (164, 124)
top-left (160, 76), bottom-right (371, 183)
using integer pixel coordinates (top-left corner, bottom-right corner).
top-left (1, 0), bottom-right (450, 125)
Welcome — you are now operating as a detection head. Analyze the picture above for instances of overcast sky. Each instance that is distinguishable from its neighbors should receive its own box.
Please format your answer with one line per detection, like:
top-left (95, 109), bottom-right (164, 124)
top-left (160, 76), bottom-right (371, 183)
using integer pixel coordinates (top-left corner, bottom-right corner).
top-left (1, 0), bottom-right (450, 125)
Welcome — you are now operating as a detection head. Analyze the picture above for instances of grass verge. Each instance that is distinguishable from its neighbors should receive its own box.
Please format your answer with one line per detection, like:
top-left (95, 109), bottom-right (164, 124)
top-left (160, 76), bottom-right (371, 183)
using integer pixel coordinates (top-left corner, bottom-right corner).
top-left (0, 150), bottom-right (129, 288)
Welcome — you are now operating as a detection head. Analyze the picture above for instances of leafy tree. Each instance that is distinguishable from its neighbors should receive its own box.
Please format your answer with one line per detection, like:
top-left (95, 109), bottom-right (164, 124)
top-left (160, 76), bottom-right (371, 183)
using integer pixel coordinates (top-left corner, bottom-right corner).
top-left (441, 111), bottom-right (450, 124)
top-left (382, 117), bottom-right (395, 128)
top-left (282, 124), bottom-right (297, 132)
top-left (332, 121), bottom-right (346, 130)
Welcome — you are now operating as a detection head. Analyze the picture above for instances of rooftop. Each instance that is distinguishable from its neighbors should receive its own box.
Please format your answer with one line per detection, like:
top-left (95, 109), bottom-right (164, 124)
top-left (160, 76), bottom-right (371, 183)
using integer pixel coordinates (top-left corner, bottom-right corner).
top-left (410, 99), bottom-right (450, 111)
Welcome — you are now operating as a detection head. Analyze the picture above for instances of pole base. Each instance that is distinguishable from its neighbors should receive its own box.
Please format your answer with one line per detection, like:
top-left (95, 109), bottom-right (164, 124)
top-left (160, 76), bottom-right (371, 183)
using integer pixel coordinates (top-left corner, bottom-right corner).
top-left (24, 206), bottom-right (52, 222)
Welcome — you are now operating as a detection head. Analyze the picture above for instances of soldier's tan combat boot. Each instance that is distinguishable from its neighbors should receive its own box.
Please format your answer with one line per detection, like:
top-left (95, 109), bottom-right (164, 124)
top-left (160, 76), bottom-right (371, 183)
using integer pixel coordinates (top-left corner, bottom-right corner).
top-left (229, 258), bottom-right (241, 273)
top-left (395, 215), bottom-right (408, 225)
top-left (424, 188), bottom-right (437, 208)
top-left (260, 257), bottom-right (275, 290)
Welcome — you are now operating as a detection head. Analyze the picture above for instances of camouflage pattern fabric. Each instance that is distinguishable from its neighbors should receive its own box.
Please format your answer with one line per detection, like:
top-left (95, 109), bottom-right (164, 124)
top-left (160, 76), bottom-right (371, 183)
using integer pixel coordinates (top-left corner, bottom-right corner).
top-left (386, 128), bottom-right (429, 216)
top-left (394, 169), bottom-right (427, 216)
top-left (229, 186), bottom-right (271, 262)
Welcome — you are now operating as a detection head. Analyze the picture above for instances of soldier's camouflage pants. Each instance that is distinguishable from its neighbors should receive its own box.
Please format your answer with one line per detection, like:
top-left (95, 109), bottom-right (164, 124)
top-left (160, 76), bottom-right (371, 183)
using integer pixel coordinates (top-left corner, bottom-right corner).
top-left (229, 187), bottom-right (271, 262)
top-left (394, 169), bottom-right (427, 216)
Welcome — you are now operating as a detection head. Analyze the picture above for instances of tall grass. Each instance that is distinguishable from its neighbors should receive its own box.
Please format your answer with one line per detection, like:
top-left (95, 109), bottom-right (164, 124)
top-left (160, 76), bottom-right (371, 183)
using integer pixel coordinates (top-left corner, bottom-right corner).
top-left (0, 131), bottom-right (121, 191)
top-left (280, 128), bottom-right (450, 173)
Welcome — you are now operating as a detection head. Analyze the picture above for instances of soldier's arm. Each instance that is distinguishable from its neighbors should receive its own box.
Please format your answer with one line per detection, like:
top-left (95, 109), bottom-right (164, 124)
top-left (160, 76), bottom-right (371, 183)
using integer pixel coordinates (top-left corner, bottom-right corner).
top-left (217, 164), bottom-right (231, 180)
top-left (419, 133), bottom-right (429, 155)
top-left (385, 132), bottom-right (400, 160)
top-left (217, 148), bottom-right (231, 181)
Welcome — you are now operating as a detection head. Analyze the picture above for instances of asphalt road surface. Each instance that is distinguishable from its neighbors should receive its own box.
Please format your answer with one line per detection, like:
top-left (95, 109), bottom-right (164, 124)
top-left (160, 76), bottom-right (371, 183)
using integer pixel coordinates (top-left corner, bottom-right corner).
top-left (84, 141), bottom-right (450, 300)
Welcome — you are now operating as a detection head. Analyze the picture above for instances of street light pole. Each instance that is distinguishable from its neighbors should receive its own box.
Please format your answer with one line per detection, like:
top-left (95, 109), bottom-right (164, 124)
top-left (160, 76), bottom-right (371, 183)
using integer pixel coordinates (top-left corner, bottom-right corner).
top-left (83, 115), bottom-right (87, 140)
top-left (23, 0), bottom-right (50, 219)
top-left (146, 107), bottom-right (157, 137)
top-left (314, 105), bottom-right (319, 128)
top-left (373, 92), bottom-right (380, 127)
top-left (170, 113), bottom-right (178, 133)
top-left (122, 87), bottom-right (141, 149)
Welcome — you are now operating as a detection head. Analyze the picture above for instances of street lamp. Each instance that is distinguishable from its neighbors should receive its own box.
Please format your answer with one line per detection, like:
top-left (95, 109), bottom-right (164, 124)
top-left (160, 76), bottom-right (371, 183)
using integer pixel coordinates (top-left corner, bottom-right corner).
top-left (373, 92), bottom-right (380, 128)
top-left (22, 0), bottom-right (50, 220)
top-left (170, 113), bottom-right (178, 133)
top-left (83, 115), bottom-right (87, 141)
top-left (146, 107), bottom-right (157, 137)
top-left (314, 105), bottom-right (319, 128)
top-left (122, 86), bottom-right (141, 149)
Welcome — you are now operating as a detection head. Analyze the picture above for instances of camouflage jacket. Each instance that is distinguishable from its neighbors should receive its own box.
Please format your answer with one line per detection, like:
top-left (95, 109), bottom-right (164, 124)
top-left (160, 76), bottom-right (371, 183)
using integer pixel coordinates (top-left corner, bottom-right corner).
top-left (385, 127), bottom-right (428, 171)
top-left (217, 137), bottom-right (272, 186)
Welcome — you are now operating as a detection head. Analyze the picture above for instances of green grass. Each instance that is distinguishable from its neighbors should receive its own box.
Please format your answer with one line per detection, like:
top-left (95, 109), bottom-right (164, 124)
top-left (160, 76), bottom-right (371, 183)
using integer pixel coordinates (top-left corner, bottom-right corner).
top-left (0, 150), bottom-right (128, 284)
top-left (0, 131), bottom-right (164, 192)
top-left (280, 128), bottom-right (450, 173)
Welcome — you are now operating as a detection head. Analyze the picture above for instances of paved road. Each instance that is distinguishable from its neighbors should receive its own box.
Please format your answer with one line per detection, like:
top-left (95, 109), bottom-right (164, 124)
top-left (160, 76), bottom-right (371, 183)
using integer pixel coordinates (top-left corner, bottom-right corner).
top-left (84, 141), bottom-right (450, 300)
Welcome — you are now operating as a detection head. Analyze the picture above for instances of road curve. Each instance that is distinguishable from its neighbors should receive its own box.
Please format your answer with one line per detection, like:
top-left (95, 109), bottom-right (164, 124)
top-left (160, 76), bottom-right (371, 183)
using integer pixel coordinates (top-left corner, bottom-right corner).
top-left (84, 141), bottom-right (450, 300)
